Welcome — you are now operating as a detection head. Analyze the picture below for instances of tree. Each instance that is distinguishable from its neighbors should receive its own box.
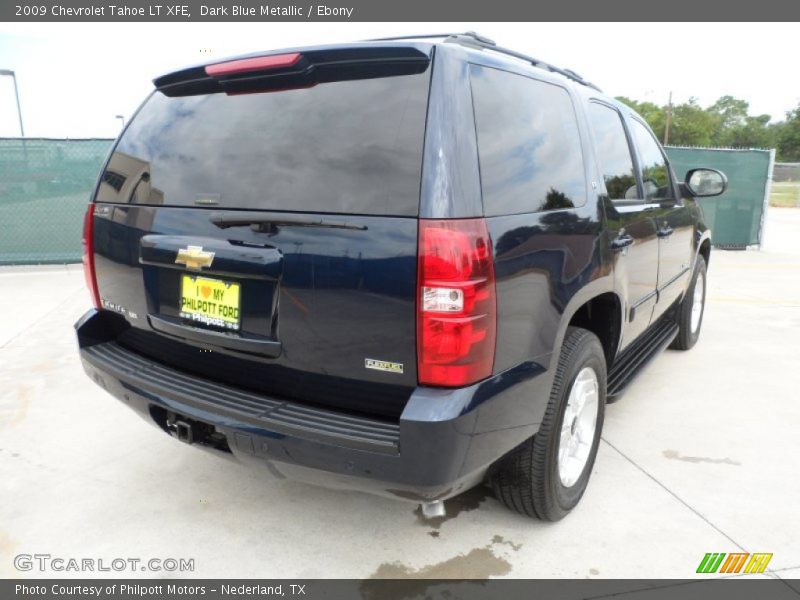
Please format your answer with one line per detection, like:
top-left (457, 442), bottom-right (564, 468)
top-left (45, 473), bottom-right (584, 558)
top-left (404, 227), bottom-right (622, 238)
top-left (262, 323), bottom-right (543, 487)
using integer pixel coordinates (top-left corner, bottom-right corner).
top-left (778, 103), bottom-right (800, 161)
top-left (615, 93), bottom-right (797, 157)
top-left (708, 95), bottom-right (749, 130)
top-left (725, 114), bottom-right (774, 149)
top-left (706, 96), bottom-right (775, 148)
top-left (615, 97), bottom-right (666, 140)
top-left (668, 98), bottom-right (718, 147)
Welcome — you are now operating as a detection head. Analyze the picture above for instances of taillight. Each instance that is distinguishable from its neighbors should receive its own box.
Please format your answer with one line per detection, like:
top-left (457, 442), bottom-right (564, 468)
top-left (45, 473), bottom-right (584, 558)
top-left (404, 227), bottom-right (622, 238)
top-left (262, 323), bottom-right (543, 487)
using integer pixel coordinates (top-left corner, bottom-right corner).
top-left (417, 219), bottom-right (497, 387)
top-left (205, 53), bottom-right (302, 77)
top-left (82, 204), bottom-right (101, 309)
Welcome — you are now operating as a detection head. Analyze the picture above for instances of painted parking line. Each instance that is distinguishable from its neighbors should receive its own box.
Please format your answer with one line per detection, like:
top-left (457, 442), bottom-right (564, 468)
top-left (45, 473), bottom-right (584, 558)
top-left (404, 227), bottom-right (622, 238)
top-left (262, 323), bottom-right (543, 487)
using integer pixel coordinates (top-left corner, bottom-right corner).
top-left (708, 296), bottom-right (800, 306)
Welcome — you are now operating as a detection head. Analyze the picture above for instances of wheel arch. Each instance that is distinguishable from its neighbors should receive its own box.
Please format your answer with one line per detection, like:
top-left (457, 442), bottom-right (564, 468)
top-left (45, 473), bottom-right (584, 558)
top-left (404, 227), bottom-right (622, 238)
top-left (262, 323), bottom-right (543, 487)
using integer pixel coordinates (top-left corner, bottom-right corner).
top-left (698, 236), bottom-right (711, 267)
top-left (552, 282), bottom-right (624, 370)
top-left (695, 222), bottom-right (712, 266)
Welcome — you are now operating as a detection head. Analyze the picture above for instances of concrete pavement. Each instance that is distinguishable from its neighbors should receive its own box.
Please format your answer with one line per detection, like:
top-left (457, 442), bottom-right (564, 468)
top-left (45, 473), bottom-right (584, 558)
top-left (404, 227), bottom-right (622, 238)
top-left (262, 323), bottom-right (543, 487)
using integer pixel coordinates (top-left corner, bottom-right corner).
top-left (1, 210), bottom-right (798, 580)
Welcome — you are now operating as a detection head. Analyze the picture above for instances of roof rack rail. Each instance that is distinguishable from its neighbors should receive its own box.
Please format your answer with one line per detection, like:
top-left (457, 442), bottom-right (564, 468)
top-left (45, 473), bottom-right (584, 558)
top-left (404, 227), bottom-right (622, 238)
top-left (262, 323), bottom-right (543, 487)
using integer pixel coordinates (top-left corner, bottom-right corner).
top-left (365, 31), bottom-right (601, 92)
top-left (369, 31), bottom-right (498, 45)
top-left (444, 32), bottom-right (602, 92)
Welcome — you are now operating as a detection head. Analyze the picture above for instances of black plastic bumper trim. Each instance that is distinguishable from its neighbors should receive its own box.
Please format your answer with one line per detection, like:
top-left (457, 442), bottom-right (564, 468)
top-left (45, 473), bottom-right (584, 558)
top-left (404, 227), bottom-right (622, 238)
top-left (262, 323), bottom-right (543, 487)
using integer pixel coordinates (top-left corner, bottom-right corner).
top-left (82, 341), bottom-right (400, 454)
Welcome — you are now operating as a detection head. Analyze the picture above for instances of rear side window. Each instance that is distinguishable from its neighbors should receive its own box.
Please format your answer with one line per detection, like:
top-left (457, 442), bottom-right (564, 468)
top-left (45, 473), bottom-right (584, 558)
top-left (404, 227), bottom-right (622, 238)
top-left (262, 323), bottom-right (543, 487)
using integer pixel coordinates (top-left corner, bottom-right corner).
top-left (629, 119), bottom-right (674, 202)
top-left (470, 65), bottom-right (587, 216)
top-left (97, 72), bottom-right (431, 216)
top-left (586, 102), bottom-right (638, 203)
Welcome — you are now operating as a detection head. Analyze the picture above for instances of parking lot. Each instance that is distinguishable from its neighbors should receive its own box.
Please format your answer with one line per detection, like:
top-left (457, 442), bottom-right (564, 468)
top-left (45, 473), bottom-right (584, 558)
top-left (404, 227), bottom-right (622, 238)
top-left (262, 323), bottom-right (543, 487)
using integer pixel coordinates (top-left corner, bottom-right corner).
top-left (1, 208), bottom-right (798, 581)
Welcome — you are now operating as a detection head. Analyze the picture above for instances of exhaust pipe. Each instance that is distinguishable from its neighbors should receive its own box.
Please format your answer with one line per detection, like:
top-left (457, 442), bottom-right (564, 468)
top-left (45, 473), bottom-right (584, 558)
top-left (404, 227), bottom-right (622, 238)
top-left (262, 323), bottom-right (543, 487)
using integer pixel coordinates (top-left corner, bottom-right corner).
top-left (420, 501), bottom-right (445, 519)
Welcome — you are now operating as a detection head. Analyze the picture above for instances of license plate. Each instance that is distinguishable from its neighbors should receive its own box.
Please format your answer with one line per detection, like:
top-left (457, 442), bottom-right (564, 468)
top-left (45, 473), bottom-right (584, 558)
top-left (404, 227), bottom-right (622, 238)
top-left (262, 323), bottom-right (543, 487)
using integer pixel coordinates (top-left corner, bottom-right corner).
top-left (180, 275), bottom-right (241, 331)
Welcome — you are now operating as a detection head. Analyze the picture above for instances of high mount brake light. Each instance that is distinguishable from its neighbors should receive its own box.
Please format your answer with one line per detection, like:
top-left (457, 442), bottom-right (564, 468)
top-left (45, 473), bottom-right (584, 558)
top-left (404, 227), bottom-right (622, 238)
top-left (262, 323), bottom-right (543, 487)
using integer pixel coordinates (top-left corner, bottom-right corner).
top-left (82, 204), bottom-right (101, 309)
top-left (204, 53), bottom-right (303, 77)
top-left (417, 219), bottom-right (497, 387)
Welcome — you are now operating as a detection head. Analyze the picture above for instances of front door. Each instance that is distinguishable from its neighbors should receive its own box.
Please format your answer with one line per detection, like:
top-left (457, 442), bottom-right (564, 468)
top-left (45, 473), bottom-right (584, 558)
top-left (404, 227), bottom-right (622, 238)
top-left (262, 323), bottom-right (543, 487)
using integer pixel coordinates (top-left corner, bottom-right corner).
top-left (628, 118), bottom-right (694, 314)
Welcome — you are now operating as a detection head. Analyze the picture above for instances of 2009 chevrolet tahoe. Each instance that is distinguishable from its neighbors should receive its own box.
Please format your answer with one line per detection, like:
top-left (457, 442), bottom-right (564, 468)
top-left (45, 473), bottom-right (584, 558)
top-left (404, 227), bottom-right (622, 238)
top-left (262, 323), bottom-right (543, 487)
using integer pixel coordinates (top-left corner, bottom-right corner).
top-left (76, 32), bottom-right (726, 521)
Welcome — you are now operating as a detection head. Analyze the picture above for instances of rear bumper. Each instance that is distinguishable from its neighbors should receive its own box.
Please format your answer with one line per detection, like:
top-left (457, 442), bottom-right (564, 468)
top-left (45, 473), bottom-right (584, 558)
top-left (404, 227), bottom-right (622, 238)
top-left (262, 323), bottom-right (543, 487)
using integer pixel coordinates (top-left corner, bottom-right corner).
top-left (75, 309), bottom-right (553, 502)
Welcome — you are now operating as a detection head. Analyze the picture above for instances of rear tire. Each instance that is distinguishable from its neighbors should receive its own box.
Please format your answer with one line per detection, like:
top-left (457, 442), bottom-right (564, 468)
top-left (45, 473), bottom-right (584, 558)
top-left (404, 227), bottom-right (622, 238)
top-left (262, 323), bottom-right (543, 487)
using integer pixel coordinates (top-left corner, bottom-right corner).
top-left (670, 254), bottom-right (707, 351)
top-left (490, 327), bottom-right (606, 521)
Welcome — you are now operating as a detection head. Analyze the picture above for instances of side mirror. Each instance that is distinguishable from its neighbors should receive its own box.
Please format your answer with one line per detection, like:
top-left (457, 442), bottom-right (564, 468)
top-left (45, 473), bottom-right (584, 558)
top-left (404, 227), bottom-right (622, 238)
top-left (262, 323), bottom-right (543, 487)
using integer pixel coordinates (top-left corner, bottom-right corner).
top-left (685, 168), bottom-right (727, 198)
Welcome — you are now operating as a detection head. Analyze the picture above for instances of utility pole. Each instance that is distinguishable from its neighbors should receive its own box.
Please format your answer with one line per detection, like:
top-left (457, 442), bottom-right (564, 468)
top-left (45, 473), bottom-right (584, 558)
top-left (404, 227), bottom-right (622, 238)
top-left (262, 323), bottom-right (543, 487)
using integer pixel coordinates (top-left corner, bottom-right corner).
top-left (0, 69), bottom-right (25, 137)
top-left (664, 91), bottom-right (673, 145)
top-left (0, 69), bottom-right (27, 162)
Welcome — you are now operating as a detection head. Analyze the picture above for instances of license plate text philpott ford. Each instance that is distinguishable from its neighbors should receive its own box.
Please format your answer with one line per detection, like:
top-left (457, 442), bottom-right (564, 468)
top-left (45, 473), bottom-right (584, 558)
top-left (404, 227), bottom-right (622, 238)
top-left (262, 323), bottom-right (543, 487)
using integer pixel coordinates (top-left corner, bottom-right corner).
top-left (180, 275), bottom-right (241, 330)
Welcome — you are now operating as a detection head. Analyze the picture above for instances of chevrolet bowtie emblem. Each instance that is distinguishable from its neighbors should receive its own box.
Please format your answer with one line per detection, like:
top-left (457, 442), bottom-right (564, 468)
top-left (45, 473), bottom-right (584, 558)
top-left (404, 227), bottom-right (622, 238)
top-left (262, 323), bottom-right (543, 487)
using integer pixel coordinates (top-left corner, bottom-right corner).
top-left (175, 245), bottom-right (215, 270)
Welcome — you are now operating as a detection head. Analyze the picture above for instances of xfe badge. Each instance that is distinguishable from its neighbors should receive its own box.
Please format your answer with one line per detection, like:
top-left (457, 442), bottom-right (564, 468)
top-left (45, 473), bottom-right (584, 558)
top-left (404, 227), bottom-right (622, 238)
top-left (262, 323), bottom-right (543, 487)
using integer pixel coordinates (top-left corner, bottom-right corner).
top-left (365, 358), bottom-right (404, 374)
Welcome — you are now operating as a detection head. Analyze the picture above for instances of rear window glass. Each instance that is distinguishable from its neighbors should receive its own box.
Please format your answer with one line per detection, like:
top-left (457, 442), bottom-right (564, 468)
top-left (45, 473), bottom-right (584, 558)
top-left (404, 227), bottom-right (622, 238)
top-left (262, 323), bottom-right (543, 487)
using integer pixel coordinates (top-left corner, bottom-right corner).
top-left (470, 65), bottom-right (587, 216)
top-left (97, 71), bottom-right (430, 216)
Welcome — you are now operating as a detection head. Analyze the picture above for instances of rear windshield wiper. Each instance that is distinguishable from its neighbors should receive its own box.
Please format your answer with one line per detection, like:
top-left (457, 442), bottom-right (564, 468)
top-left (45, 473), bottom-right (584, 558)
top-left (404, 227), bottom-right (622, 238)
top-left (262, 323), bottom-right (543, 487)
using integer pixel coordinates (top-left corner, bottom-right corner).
top-left (210, 212), bottom-right (368, 232)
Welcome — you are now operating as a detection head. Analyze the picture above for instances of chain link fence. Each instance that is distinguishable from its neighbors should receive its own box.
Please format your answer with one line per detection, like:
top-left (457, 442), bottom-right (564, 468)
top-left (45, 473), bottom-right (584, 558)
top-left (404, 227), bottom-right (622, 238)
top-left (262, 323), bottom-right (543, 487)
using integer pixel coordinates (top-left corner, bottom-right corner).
top-left (0, 137), bottom-right (114, 265)
top-left (773, 162), bottom-right (800, 182)
top-left (771, 162), bottom-right (800, 208)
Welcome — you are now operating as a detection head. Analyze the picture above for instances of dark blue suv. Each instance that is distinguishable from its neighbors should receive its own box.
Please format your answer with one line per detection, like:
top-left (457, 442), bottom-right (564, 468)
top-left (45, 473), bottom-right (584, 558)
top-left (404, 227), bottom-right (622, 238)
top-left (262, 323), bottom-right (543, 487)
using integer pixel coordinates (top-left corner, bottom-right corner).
top-left (76, 33), bottom-right (726, 520)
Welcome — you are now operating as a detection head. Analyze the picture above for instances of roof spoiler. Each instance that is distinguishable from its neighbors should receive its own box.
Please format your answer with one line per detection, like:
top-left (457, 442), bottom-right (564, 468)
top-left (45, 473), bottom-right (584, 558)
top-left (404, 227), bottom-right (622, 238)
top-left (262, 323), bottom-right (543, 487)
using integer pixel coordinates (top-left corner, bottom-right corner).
top-left (153, 46), bottom-right (431, 97)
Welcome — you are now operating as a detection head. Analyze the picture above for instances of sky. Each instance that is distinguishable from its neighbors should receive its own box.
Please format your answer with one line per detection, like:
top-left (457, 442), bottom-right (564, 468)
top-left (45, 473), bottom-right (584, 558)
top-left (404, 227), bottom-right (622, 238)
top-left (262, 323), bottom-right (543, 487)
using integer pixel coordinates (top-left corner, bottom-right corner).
top-left (0, 22), bottom-right (798, 138)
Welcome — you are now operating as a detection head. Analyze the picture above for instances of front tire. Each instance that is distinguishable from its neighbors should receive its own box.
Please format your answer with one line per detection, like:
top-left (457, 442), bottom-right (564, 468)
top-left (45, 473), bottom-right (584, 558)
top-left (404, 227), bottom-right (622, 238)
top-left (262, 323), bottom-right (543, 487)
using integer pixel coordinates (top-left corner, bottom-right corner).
top-left (670, 254), bottom-right (707, 350)
top-left (490, 327), bottom-right (606, 521)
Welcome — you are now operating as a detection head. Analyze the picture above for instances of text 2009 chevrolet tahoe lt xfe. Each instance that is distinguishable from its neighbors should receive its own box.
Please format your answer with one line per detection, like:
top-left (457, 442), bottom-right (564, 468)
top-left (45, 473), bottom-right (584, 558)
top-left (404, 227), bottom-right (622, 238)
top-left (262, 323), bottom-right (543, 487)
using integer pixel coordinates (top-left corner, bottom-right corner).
top-left (76, 32), bottom-right (727, 521)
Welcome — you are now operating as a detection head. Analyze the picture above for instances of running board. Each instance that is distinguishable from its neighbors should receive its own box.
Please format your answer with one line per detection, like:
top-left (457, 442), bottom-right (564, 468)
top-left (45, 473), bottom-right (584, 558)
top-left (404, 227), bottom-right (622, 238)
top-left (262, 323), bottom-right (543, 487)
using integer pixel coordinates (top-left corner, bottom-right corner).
top-left (607, 318), bottom-right (679, 400)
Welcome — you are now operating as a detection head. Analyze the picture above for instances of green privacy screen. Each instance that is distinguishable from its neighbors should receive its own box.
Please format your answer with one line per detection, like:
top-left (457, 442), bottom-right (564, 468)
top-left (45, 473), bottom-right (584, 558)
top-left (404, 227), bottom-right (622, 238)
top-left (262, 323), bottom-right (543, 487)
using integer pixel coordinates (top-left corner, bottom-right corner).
top-left (0, 138), bottom-right (113, 265)
top-left (0, 139), bottom-right (775, 264)
top-left (665, 146), bottom-right (773, 248)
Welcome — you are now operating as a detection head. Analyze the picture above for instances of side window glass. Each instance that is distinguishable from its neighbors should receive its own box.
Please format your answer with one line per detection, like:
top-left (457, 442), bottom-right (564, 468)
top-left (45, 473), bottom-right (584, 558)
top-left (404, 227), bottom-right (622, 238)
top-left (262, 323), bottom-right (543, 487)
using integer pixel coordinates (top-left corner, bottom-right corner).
top-left (470, 65), bottom-right (587, 216)
top-left (630, 119), bottom-right (674, 202)
top-left (586, 103), bottom-right (639, 205)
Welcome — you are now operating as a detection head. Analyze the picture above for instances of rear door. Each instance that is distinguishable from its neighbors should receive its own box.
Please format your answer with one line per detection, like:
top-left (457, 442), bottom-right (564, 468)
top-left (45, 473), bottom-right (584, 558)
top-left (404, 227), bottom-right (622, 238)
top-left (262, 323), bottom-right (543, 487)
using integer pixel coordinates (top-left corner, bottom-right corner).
top-left (91, 47), bottom-right (432, 420)
top-left (586, 101), bottom-right (659, 349)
